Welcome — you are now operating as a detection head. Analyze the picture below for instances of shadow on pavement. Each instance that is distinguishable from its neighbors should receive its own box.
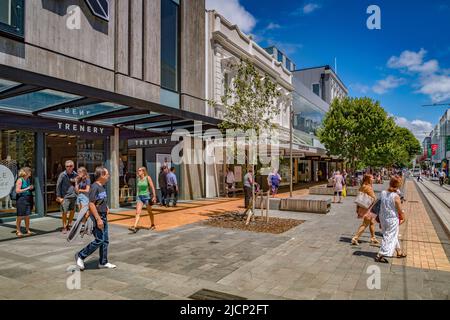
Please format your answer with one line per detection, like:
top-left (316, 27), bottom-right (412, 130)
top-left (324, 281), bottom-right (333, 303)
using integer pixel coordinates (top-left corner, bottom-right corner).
top-left (352, 251), bottom-right (378, 259)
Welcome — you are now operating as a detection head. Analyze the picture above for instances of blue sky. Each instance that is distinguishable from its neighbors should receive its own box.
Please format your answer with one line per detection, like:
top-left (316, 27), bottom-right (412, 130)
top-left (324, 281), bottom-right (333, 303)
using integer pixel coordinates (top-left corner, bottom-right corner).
top-left (205, 0), bottom-right (450, 141)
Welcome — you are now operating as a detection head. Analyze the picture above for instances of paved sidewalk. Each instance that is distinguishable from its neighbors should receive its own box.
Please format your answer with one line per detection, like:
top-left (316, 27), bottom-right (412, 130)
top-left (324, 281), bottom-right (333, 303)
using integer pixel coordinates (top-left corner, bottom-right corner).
top-left (392, 181), bottom-right (450, 272)
top-left (108, 184), bottom-right (312, 231)
top-left (0, 180), bottom-right (448, 300)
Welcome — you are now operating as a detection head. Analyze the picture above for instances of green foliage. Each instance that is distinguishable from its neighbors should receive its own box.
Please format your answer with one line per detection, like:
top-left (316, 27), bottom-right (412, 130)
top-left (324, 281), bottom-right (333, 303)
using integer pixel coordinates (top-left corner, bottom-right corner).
top-left (318, 97), bottom-right (420, 170)
top-left (218, 59), bottom-right (282, 134)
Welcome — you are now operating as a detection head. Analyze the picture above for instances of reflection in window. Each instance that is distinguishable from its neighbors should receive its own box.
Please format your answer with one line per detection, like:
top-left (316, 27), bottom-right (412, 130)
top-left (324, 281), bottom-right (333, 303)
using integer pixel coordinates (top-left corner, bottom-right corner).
top-left (0, 130), bottom-right (35, 216)
top-left (0, 0), bottom-right (24, 38)
top-left (277, 50), bottom-right (283, 63)
top-left (293, 93), bottom-right (325, 136)
top-left (312, 83), bottom-right (320, 97)
top-left (286, 58), bottom-right (291, 71)
top-left (161, 0), bottom-right (179, 92)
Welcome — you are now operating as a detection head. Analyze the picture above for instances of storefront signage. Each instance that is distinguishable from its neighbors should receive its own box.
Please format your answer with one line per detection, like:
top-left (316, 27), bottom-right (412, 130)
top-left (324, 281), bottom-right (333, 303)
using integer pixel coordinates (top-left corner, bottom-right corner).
top-left (128, 136), bottom-right (174, 148)
top-left (57, 122), bottom-right (105, 135)
top-left (305, 156), bottom-right (321, 161)
top-left (78, 152), bottom-right (104, 163)
top-left (0, 165), bottom-right (14, 199)
top-left (431, 144), bottom-right (439, 156)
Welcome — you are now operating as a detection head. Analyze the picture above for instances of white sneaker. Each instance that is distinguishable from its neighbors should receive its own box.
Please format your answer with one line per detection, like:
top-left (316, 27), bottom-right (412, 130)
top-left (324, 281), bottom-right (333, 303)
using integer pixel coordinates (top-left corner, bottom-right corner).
top-left (99, 262), bottom-right (117, 269)
top-left (75, 254), bottom-right (85, 271)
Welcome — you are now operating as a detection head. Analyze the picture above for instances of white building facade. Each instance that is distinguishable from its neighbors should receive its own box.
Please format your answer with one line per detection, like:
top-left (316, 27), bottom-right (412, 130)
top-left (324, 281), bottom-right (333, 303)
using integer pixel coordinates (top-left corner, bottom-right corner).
top-left (204, 10), bottom-right (294, 197)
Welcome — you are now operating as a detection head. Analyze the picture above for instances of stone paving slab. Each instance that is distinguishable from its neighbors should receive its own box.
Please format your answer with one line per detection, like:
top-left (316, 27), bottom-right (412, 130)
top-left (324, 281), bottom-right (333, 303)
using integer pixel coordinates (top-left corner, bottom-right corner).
top-left (0, 180), bottom-right (449, 300)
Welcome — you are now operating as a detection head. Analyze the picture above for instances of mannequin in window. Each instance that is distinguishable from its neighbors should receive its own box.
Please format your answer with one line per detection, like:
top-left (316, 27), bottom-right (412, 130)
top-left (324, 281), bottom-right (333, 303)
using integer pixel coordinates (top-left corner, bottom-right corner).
top-left (0, 155), bottom-right (18, 210)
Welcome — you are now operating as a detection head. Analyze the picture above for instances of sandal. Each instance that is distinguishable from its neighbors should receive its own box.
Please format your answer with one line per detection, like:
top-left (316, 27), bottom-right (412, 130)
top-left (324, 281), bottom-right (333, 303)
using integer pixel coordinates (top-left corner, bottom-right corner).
top-left (396, 251), bottom-right (407, 258)
top-left (375, 255), bottom-right (389, 263)
top-left (370, 237), bottom-right (380, 245)
top-left (25, 231), bottom-right (34, 236)
top-left (16, 231), bottom-right (23, 237)
top-left (128, 227), bottom-right (138, 233)
top-left (149, 225), bottom-right (156, 230)
top-left (351, 237), bottom-right (359, 245)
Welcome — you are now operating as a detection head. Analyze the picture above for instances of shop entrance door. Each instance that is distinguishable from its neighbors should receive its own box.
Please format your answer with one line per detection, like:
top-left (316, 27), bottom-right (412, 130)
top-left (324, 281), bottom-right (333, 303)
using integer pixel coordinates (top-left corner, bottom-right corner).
top-left (45, 134), bottom-right (106, 213)
top-left (45, 134), bottom-right (77, 213)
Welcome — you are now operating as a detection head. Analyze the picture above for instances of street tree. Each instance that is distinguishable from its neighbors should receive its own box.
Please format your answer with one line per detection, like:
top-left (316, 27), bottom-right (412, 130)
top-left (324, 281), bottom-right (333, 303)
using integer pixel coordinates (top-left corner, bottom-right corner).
top-left (317, 97), bottom-right (394, 173)
top-left (217, 58), bottom-right (282, 223)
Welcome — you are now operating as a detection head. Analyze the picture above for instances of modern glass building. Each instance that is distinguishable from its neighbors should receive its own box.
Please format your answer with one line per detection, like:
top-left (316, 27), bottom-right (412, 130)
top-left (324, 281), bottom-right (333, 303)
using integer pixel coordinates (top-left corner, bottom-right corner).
top-left (0, 0), bottom-right (218, 222)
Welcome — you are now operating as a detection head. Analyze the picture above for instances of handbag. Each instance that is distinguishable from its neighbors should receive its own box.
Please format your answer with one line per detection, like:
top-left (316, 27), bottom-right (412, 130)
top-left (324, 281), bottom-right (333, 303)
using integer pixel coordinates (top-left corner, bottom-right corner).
top-left (354, 191), bottom-right (374, 209)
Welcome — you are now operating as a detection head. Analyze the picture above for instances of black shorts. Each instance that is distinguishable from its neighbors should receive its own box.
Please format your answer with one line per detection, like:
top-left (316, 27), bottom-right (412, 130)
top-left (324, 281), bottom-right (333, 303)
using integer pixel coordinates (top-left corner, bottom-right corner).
top-left (334, 191), bottom-right (342, 196)
top-left (16, 195), bottom-right (33, 217)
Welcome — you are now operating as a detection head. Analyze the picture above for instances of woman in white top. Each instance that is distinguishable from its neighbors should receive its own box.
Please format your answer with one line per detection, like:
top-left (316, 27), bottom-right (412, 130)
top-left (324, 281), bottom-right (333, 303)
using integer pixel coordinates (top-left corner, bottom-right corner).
top-left (375, 176), bottom-right (406, 263)
top-left (225, 167), bottom-right (235, 197)
top-left (333, 171), bottom-right (344, 203)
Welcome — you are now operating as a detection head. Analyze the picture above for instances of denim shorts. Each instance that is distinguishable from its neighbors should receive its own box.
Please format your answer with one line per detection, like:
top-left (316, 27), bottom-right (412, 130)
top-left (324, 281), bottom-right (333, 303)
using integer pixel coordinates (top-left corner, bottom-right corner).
top-left (61, 198), bottom-right (76, 212)
top-left (77, 194), bottom-right (89, 206)
top-left (137, 194), bottom-right (153, 206)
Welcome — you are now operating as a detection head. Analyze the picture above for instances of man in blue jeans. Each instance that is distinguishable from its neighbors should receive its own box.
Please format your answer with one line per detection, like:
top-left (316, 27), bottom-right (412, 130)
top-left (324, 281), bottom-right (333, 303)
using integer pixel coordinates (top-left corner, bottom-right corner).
top-left (75, 166), bottom-right (116, 270)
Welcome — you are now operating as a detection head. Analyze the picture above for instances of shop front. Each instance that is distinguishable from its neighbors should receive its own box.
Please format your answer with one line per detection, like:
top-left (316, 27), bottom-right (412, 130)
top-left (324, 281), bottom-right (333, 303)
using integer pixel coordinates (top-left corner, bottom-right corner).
top-left (0, 112), bottom-right (112, 221)
top-left (121, 135), bottom-right (181, 206)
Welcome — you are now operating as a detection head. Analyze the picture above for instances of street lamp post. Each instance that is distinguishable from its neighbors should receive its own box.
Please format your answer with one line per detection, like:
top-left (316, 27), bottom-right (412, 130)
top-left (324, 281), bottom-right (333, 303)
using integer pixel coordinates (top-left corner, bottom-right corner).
top-left (289, 103), bottom-right (293, 197)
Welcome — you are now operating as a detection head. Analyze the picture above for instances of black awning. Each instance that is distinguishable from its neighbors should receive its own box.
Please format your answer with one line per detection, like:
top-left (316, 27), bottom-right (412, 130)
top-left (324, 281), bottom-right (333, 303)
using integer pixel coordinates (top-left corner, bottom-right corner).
top-left (0, 65), bottom-right (220, 136)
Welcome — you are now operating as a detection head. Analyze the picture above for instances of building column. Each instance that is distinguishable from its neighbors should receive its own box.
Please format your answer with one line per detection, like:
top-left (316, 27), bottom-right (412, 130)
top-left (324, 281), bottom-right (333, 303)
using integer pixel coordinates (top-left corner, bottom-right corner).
top-left (35, 132), bottom-right (45, 217)
top-left (110, 128), bottom-right (120, 209)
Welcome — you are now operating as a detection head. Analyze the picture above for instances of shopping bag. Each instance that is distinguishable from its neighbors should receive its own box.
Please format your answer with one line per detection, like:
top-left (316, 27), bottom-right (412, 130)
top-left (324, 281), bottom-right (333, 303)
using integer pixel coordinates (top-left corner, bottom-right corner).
top-left (342, 186), bottom-right (347, 198)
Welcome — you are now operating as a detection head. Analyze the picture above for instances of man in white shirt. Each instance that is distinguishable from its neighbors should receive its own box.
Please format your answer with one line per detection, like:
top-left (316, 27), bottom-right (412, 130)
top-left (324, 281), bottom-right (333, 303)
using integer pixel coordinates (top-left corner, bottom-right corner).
top-left (439, 170), bottom-right (446, 186)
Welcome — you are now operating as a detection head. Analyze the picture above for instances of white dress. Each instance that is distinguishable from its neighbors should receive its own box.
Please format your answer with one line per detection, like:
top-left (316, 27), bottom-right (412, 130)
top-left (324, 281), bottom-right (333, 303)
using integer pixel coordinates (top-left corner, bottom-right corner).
top-left (378, 191), bottom-right (401, 257)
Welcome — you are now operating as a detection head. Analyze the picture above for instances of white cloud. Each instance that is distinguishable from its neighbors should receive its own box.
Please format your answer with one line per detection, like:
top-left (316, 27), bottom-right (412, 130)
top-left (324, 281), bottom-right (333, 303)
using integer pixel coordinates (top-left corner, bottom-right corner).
top-left (266, 39), bottom-right (303, 55)
top-left (206, 0), bottom-right (256, 33)
top-left (372, 76), bottom-right (406, 95)
top-left (387, 48), bottom-right (427, 70)
top-left (387, 48), bottom-right (450, 102)
top-left (303, 3), bottom-right (321, 14)
top-left (419, 74), bottom-right (450, 102)
top-left (291, 2), bottom-right (321, 15)
top-left (349, 83), bottom-right (370, 95)
top-left (266, 22), bottom-right (281, 30)
top-left (394, 116), bottom-right (433, 142)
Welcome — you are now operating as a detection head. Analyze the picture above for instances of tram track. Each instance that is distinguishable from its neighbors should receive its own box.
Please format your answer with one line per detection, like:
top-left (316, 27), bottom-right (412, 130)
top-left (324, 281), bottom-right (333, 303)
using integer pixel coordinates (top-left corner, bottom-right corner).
top-left (415, 178), bottom-right (450, 237)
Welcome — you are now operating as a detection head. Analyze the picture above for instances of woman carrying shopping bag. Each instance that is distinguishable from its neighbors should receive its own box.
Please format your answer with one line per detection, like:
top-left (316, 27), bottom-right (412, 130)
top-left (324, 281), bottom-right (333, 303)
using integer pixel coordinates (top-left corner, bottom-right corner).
top-left (351, 174), bottom-right (380, 245)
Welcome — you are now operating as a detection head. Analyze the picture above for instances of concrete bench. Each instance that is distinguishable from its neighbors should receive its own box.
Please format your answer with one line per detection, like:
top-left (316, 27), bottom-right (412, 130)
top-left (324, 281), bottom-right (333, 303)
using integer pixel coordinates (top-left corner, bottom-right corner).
top-left (279, 196), bottom-right (332, 214)
top-left (255, 197), bottom-right (281, 210)
top-left (309, 185), bottom-right (358, 196)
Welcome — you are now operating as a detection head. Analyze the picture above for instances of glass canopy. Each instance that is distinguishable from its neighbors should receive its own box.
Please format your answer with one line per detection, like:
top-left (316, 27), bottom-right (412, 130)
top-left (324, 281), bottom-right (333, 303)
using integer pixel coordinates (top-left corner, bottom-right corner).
top-left (0, 79), bottom-right (20, 93)
top-left (0, 77), bottom-right (215, 135)
top-left (0, 89), bottom-right (81, 113)
top-left (42, 102), bottom-right (128, 120)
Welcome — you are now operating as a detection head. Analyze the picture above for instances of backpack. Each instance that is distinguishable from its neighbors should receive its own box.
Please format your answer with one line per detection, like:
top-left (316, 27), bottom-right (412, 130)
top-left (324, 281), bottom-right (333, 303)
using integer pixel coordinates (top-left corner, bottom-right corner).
top-left (9, 179), bottom-right (18, 201)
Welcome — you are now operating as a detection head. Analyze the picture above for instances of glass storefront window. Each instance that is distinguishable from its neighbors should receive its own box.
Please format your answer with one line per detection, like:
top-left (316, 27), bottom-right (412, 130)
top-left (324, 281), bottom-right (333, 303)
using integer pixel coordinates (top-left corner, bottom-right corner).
top-left (298, 160), bottom-right (310, 183)
top-left (119, 140), bottom-right (137, 206)
top-left (0, 129), bottom-right (35, 217)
